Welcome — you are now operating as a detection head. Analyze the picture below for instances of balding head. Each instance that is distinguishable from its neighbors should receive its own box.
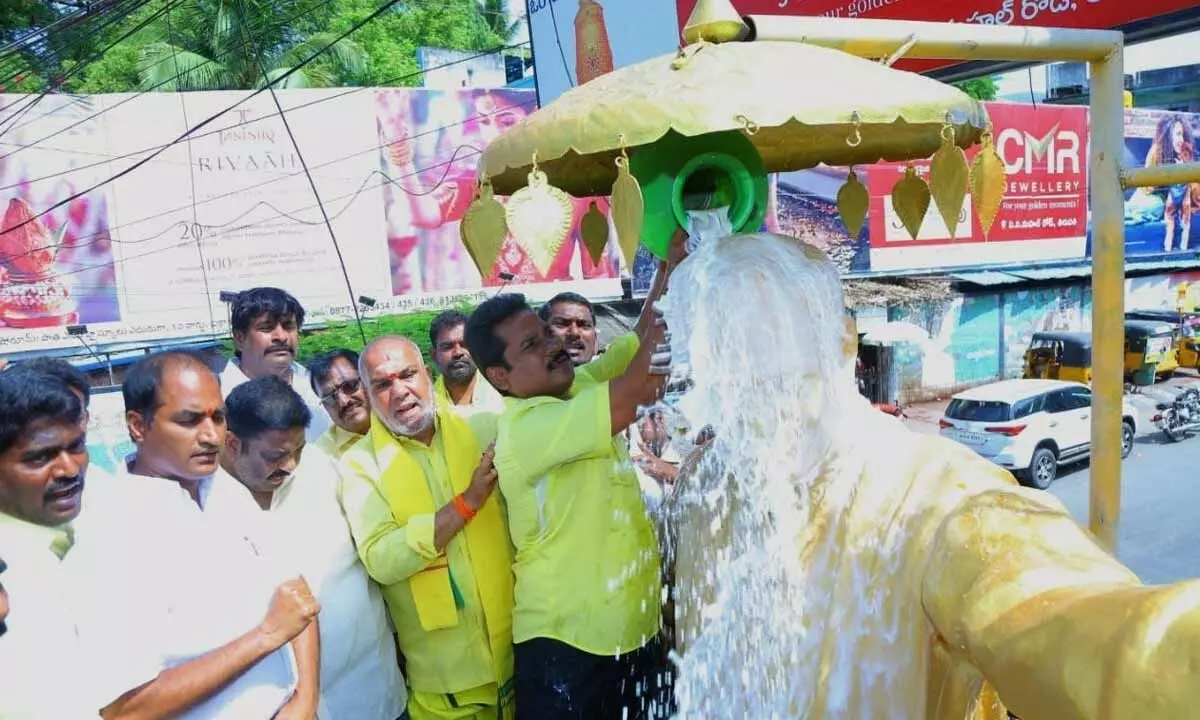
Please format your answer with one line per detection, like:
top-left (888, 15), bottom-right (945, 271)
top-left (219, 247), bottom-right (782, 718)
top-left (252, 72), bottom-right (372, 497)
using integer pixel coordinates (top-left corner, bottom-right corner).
top-left (359, 336), bottom-right (435, 440)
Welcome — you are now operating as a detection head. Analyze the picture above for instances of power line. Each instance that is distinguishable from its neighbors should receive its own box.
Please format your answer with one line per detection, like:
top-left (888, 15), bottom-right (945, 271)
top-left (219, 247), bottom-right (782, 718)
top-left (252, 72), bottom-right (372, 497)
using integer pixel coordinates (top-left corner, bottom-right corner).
top-left (18, 141), bottom-right (498, 289)
top-left (2, 0), bottom-right (527, 140)
top-left (165, 1), bottom-right (219, 341)
top-left (0, 0), bottom-right (345, 146)
top-left (0, 94), bottom-right (535, 266)
top-left (0, 39), bottom-right (529, 192)
top-left (235, 0), bottom-right (366, 343)
top-left (0, 0), bottom-right (409, 242)
top-left (0, 0), bottom-right (169, 136)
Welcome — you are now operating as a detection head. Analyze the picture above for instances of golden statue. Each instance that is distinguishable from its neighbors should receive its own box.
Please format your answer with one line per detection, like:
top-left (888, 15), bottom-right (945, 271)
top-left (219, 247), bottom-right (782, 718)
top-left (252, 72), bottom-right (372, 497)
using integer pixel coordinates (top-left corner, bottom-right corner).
top-left (659, 231), bottom-right (1200, 720)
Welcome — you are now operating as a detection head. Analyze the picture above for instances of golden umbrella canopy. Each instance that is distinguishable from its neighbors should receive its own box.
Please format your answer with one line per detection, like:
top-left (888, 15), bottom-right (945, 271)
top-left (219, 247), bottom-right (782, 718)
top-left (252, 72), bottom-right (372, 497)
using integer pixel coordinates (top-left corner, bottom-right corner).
top-left (481, 40), bottom-right (990, 197)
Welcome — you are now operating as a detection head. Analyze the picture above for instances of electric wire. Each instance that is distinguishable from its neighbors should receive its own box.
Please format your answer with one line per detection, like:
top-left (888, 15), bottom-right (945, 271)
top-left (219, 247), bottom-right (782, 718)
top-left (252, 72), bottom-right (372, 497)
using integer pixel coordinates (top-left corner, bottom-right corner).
top-left (0, 0), bottom-right (167, 134)
top-left (165, 2), bottom-right (219, 340)
top-left (0, 0), bottom-right (346, 148)
top-left (38, 144), bottom-right (489, 289)
top-left (544, 0), bottom-right (575, 89)
top-left (0, 0), bottom-right (408, 242)
top-left (234, 0), bottom-right (366, 343)
top-left (0, 95), bottom-right (535, 266)
top-left (0, 38), bottom-right (530, 187)
top-left (1, 0), bottom-right (524, 140)
top-left (0, 1), bottom-right (543, 350)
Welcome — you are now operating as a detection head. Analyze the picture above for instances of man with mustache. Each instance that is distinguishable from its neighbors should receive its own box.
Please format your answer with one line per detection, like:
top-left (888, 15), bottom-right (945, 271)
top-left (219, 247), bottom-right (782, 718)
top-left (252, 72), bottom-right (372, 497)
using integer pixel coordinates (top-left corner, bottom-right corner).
top-left (538, 292), bottom-right (598, 366)
top-left (211, 376), bottom-right (407, 719)
top-left (429, 310), bottom-right (504, 417)
top-left (462, 236), bottom-right (681, 720)
top-left (220, 287), bottom-right (330, 442)
top-left (308, 349), bottom-right (372, 460)
top-left (339, 336), bottom-right (514, 720)
top-left (64, 350), bottom-right (322, 719)
top-left (0, 366), bottom-right (94, 718)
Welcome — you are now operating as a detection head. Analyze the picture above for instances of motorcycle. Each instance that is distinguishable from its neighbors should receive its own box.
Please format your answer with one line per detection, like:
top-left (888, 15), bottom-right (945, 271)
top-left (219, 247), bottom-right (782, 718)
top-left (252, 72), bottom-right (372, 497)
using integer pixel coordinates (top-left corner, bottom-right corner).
top-left (1153, 387), bottom-right (1200, 442)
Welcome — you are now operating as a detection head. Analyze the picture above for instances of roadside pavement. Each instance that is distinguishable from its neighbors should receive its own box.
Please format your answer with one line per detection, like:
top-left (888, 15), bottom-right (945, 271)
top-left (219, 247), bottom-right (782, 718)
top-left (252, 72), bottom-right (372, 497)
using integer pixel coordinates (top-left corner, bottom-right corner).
top-left (901, 372), bottom-right (1200, 437)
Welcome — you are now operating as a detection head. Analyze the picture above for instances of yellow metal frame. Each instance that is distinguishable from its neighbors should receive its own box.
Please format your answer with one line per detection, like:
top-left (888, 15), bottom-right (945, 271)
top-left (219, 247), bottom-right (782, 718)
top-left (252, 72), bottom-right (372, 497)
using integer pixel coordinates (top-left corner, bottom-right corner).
top-left (722, 14), bottom-right (1200, 551)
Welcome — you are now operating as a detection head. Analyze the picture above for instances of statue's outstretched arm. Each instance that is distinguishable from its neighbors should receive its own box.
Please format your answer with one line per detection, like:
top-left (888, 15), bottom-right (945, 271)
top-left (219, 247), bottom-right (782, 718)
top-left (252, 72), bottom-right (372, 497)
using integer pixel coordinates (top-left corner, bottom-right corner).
top-left (923, 486), bottom-right (1200, 720)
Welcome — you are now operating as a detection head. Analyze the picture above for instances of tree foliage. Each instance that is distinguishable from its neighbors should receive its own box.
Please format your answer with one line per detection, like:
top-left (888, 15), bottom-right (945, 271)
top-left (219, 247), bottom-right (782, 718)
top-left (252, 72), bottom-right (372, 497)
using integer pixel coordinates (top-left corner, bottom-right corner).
top-left (954, 76), bottom-right (1000, 101)
top-left (2, 0), bottom-right (508, 94)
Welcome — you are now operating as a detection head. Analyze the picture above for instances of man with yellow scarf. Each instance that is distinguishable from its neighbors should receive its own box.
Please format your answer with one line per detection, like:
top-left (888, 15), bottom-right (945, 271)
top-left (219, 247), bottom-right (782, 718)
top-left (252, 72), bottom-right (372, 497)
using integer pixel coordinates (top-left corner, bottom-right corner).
top-left (339, 336), bottom-right (513, 720)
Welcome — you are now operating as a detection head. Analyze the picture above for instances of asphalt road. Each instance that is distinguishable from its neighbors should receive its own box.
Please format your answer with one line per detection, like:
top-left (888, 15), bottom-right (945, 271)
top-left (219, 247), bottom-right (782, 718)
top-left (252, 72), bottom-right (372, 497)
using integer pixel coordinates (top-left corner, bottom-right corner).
top-left (1045, 386), bottom-right (1200, 585)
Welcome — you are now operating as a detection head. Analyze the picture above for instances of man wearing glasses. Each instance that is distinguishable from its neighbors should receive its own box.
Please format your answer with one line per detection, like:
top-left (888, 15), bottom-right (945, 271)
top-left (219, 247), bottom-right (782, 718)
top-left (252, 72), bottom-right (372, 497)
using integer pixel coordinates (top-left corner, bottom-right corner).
top-left (308, 349), bottom-right (372, 462)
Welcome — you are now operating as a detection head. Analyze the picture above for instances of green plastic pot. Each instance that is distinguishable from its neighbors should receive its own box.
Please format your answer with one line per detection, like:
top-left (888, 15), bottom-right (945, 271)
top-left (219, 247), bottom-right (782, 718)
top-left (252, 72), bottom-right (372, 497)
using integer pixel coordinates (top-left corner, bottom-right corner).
top-left (629, 130), bottom-right (768, 259)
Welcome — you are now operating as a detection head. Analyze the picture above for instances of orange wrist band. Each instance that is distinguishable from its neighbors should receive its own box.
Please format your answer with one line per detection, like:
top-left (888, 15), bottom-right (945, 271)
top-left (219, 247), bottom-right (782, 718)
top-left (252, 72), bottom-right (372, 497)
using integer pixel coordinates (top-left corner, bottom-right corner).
top-left (453, 494), bottom-right (477, 522)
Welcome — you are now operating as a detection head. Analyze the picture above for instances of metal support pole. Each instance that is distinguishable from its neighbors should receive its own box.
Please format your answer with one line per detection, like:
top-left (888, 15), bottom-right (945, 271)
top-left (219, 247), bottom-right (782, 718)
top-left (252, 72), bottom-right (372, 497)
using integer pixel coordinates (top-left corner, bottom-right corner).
top-left (1088, 48), bottom-right (1126, 552)
top-left (1123, 162), bottom-right (1200, 189)
top-left (745, 15), bottom-right (1121, 63)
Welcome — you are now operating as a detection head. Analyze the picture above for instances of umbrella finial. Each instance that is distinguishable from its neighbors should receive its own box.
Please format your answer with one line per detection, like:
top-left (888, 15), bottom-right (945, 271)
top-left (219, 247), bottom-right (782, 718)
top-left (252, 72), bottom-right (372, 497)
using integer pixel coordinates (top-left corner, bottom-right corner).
top-left (682, 0), bottom-right (748, 45)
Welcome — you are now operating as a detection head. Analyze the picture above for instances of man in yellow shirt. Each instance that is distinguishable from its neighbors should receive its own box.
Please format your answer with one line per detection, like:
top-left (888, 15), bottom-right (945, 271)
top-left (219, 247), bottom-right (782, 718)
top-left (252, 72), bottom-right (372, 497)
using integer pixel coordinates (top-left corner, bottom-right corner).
top-left (307, 349), bottom-right (372, 461)
top-left (538, 292), bottom-right (599, 366)
top-left (463, 249), bottom-right (678, 719)
top-left (339, 336), bottom-right (514, 720)
top-left (429, 311), bottom-right (505, 417)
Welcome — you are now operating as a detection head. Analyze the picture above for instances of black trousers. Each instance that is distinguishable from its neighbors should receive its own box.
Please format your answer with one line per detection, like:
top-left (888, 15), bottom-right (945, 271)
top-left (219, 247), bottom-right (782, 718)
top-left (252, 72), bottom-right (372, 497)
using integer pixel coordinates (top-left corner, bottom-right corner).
top-left (514, 636), bottom-right (674, 720)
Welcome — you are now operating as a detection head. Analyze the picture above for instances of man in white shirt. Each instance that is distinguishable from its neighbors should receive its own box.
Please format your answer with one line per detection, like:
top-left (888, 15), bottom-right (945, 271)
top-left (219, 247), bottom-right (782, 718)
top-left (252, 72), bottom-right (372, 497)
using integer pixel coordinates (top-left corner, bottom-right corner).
top-left (218, 287), bottom-right (330, 442)
top-left (65, 350), bottom-right (322, 719)
top-left (0, 366), bottom-right (95, 719)
top-left (214, 375), bottom-right (408, 719)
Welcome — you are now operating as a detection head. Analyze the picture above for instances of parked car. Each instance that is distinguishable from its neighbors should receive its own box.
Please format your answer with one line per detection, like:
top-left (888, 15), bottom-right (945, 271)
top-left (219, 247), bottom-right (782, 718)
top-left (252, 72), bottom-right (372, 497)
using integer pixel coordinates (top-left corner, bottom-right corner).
top-left (938, 379), bottom-right (1137, 489)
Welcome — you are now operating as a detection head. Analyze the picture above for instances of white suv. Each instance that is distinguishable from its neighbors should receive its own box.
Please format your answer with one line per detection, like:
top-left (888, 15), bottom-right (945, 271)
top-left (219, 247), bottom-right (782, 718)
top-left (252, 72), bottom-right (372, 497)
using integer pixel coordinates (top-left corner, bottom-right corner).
top-left (938, 379), bottom-right (1137, 489)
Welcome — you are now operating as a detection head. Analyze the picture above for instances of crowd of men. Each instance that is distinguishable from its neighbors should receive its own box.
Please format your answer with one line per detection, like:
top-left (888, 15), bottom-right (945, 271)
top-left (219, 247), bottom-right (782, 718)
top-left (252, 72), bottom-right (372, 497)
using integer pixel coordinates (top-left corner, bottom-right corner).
top-left (0, 246), bottom-right (684, 720)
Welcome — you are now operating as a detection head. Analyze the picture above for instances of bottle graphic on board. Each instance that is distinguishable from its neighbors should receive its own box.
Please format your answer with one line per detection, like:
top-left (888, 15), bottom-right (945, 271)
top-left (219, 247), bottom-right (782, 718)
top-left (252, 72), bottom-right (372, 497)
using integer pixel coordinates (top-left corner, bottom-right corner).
top-left (574, 0), bottom-right (614, 85)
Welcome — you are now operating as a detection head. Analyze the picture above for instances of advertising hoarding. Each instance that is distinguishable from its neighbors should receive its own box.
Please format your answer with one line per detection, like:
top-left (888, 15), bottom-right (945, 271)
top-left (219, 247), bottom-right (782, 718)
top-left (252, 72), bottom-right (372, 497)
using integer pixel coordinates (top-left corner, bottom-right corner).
top-left (673, 0), bottom-right (1200, 74)
top-left (524, 0), bottom-right (680, 106)
top-left (1119, 108), bottom-right (1200, 257)
top-left (866, 102), bottom-right (1089, 271)
top-left (0, 87), bottom-right (626, 356)
top-left (771, 102), bottom-right (1089, 274)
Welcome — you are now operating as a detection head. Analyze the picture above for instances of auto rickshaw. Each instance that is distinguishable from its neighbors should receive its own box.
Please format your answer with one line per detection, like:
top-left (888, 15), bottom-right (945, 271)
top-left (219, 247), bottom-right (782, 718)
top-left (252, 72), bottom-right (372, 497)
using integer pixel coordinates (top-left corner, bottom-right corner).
top-left (1023, 331), bottom-right (1092, 384)
top-left (1125, 309), bottom-right (1200, 369)
top-left (1124, 319), bottom-right (1179, 384)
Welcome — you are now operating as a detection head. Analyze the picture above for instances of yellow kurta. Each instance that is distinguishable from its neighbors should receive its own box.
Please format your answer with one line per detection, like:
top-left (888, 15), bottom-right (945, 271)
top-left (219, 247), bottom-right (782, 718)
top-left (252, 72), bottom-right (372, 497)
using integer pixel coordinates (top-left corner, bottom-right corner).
top-left (338, 412), bottom-right (510, 697)
top-left (313, 423), bottom-right (362, 462)
top-left (671, 400), bottom-right (1200, 720)
top-left (493, 332), bottom-right (661, 656)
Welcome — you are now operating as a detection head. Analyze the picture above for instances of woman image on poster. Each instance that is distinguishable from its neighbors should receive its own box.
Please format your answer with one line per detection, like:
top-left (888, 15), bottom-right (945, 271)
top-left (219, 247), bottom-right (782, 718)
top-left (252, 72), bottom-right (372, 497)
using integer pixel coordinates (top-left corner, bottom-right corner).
top-left (1142, 114), bottom-right (1199, 252)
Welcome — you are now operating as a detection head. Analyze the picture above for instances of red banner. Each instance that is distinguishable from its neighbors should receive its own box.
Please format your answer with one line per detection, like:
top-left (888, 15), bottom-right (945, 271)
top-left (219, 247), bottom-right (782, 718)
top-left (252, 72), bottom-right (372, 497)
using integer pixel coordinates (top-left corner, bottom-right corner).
top-left (864, 102), bottom-right (1089, 271)
top-left (674, 0), bottom-right (1198, 72)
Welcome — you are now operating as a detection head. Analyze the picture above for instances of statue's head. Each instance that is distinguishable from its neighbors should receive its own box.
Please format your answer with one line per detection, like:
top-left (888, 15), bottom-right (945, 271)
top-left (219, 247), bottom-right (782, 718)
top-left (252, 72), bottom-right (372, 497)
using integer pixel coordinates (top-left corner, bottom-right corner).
top-left (659, 232), bottom-right (857, 471)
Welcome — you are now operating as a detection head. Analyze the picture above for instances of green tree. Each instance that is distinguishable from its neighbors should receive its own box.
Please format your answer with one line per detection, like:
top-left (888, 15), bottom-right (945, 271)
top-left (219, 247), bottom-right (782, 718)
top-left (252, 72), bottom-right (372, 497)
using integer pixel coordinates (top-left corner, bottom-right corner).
top-left (477, 0), bottom-right (523, 43)
top-left (325, 0), bottom-right (503, 87)
top-left (134, 0), bottom-right (367, 91)
top-left (62, 0), bottom-right (504, 93)
top-left (955, 76), bottom-right (999, 101)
